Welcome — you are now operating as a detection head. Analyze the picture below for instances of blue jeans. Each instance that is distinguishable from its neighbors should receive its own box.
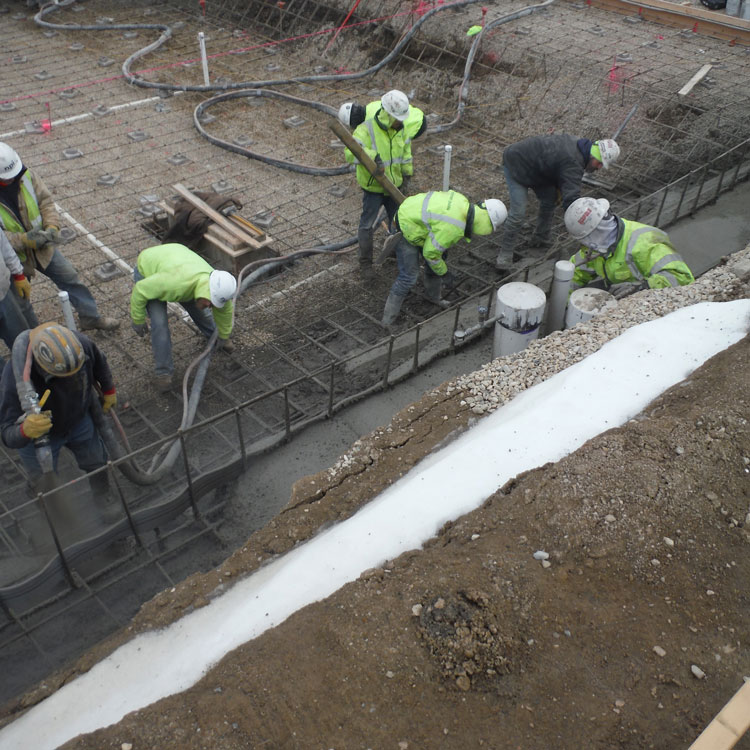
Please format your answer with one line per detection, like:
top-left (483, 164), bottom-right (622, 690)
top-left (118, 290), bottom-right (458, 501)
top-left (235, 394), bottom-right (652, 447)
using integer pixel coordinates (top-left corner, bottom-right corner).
top-left (18, 412), bottom-right (107, 482)
top-left (0, 290), bottom-right (30, 351)
top-left (357, 190), bottom-right (398, 264)
top-left (501, 166), bottom-right (558, 252)
top-left (134, 269), bottom-right (215, 376)
top-left (18, 247), bottom-right (100, 326)
top-left (389, 237), bottom-right (440, 299)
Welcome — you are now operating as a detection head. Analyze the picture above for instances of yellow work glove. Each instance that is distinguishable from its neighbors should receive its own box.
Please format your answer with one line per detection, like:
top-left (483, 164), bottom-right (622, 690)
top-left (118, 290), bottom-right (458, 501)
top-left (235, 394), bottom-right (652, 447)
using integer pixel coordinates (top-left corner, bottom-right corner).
top-left (22, 229), bottom-right (48, 251)
top-left (21, 411), bottom-right (52, 439)
top-left (101, 390), bottom-right (117, 414)
top-left (12, 274), bottom-right (31, 300)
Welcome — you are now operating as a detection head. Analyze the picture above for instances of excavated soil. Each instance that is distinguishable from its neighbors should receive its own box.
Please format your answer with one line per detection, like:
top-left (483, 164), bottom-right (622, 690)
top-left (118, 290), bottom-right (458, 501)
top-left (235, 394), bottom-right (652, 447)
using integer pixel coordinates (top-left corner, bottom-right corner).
top-left (4, 328), bottom-right (746, 749)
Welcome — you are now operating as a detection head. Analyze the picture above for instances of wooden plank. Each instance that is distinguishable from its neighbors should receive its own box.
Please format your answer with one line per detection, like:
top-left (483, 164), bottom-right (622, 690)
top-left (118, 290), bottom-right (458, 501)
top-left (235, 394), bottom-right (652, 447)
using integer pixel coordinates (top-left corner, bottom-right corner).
top-left (679, 64), bottom-right (713, 97)
top-left (206, 223), bottom-right (245, 250)
top-left (172, 183), bottom-right (264, 250)
top-left (569, 0), bottom-right (750, 45)
top-left (690, 681), bottom-right (750, 750)
top-left (329, 120), bottom-right (405, 205)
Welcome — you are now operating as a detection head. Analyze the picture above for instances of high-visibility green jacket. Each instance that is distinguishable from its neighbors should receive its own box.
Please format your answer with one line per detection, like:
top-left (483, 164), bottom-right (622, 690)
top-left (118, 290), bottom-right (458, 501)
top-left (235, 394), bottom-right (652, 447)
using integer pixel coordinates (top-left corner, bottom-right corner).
top-left (396, 190), bottom-right (493, 277)
top-left (0, 169), bottom-right (61, 269)
top-left (131, 243), bottom-right (234, 339)
top-left (344, 104), bottom-right (425, 193)
top-left (570, 218), bottom-right (694, 290)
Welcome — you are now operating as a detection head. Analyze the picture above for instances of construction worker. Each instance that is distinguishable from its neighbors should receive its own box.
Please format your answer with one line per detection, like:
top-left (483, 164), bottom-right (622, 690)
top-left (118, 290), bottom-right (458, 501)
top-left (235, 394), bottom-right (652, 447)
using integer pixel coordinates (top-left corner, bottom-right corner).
top-left (0, 323), bottom-right (117, 510)
top-left (343, 90), bottom-right (426, 279)
top-left (495, 135), bottom-right (621, 270)
top-left (130, 243), bottom-right (237, 393)
top-left (0, 231), bottom-right (33, 358)
top-left (564, 197), bottom-right (694, 298)
top-left (0, 142), bottom-right (119, 331)
top-left (381, 191), bottom-right (507, 327)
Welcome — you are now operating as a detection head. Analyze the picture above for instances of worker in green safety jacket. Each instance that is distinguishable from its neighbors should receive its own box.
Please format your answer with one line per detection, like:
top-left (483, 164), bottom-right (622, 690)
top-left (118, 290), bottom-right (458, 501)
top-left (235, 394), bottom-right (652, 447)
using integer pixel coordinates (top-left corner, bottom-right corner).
top-left (342, 90), bottom-right (426, 279)
top-left (381, 191), bottom-right (507, 327)
top-left (564, 197), bottom-right (694, 298)
top-left (130, 243), bottom-right (238, 393)
top-left (0, 141), bottom-right (119, 332)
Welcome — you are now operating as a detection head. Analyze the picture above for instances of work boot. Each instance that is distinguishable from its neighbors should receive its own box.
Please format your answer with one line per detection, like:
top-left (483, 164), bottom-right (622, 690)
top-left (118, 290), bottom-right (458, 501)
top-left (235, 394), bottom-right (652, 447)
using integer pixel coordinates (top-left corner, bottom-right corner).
top-left (89, 472), bottom-right (120, 525)
top-left (79, 315), bottom-right (120, 331)
top-left (381, 292), bottom-right (406, 328)
top-left (423, 273), bottom-right (450, 308)
top-left (217, 339), bottom-right (235, 354)
top-left (359, 261), bottom-right (375, 283)
top-left (153, 373), bottom-right (173, 393)
top-left (528, 234), bottom-right (553, 249)
top-left (357, 228), bottom-right (374, 266)
top-left (495, 248), bottom-right (515, 270)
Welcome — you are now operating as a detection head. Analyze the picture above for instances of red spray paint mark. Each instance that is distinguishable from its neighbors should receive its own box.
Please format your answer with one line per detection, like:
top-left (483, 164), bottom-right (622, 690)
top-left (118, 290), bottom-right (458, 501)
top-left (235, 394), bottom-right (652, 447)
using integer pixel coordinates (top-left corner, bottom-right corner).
top-left (692, 21), bottom-right (698, 32)
top-left (199, 0), bottom-right (206, 16)
top-left (607, 62), bottom-right (623, 94)
top-left (41, 102), bottom-right (51, 132)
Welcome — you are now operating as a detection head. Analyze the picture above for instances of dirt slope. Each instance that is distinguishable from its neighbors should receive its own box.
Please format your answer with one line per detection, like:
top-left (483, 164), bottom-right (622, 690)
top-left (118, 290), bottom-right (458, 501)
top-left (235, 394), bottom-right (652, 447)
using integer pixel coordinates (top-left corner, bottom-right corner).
top-left (52, 329), bottom-right (750, 750)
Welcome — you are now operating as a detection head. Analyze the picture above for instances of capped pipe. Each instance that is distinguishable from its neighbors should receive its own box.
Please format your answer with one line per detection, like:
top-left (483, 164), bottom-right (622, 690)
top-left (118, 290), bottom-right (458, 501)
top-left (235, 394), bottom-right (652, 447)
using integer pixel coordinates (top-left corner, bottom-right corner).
top-left (198, 32), bottom-right (210, 86)
top-left (58, 291), bottom-right (77, 331)
top-left (546, 260), bottom-right (575, 333)
top-left (442, 145), bottom-right (452, 191)
top-left (564, 288), bottom-right (615, 329)
top-left (492, 282), bottom-right (546, 359)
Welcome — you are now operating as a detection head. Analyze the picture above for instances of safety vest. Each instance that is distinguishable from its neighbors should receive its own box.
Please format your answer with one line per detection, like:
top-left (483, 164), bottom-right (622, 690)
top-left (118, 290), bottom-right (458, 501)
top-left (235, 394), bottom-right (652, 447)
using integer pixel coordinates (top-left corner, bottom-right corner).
top-left (571, 218), bottom-right (694, 290)
top-left (0, 173), bottom-right (42, 233)
top-left (397, 190), bottom-right (477, 276)
top-left (346, 105), bottom-right (423, 193)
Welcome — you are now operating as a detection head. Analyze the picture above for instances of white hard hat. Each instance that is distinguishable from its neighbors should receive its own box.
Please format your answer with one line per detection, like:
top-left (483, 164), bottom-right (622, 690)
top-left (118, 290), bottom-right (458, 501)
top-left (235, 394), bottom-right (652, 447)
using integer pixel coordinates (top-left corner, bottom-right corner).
top-left (337, 102), bottom-right (353, 128)
top-left (381, 90), bottom-right (410, 121)
top-left (209, 270), bottom-right (237, 308)
top-left (596, 139), bottom-right (620, 169)
top-left (564, 197), bottom-right (610, 239)
top-left (0, 142), bottom-right (22, 181)
top-left (483, 198), bottom-right (508, 231)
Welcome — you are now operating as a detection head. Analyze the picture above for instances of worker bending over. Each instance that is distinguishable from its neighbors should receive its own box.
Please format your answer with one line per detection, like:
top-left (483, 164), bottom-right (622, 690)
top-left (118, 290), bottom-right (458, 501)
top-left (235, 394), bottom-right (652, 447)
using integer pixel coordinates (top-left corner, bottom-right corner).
top-left (343, 90), bottom-right (426, 279)
top-left (0, 323), bottom-right (117, 516)
top-left (564, 197), bottom-right (694, 298)
top-left (496, 134), bottom-right (620, 269)
top-left (382, 191), bottom-right (507, 327)
top-left (130, 243), bottom-right (237, 393)
top-left (0, 142), bottom-right (119, 331)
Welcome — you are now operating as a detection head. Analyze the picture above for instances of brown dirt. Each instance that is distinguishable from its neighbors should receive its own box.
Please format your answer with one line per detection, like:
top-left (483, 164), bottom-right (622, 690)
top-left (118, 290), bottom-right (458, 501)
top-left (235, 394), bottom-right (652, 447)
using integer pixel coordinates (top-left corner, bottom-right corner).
top-left (20, 332), bottom-right (745, 750)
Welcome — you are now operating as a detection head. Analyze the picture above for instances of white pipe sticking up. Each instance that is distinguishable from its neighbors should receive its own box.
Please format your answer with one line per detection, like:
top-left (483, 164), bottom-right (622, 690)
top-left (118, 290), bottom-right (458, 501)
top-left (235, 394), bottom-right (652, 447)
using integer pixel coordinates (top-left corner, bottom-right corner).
top-left (492, 282), bottom-right (546, 359)
top-left (546, 260), bottom-right (575, 333)
top-left (58, 291), bottom-right (77, 331)
top-left (198, 32), bottom-right (210, 86)
top-left (564, 288), bottom-right (615, 329)
top-left (442, 145), bottom-right (452, 191)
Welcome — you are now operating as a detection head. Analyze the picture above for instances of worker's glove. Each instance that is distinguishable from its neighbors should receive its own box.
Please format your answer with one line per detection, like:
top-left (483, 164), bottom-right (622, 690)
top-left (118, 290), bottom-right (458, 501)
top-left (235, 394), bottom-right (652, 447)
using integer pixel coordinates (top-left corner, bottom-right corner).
top-left (100, 390), bottom-right (117, 414)
top-left (400, 175), bottom-right (411, 194)
top-left (12, 274), bottom-right (31, 300)
top-left (21, 411), bottom-right (52, 440)
top-left (217, 338), bottom-right (235, 353)
top-left (441, 270), bottom-right (457, 290)
top-left (609, 280), bottom-right (648, 300)
top-left (373, 154), bottom-right (385, 176)
top-left (43, 226), bottom-right (61, 245)
top-left (131, 320), bottom-right (149, 337)
top-left (22, 228), bottom-right (49, 251)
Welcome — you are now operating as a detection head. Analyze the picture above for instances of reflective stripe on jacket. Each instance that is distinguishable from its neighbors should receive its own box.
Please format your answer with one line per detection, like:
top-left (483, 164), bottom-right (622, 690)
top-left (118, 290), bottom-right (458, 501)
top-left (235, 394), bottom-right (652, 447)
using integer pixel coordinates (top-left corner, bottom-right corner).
top-left (344, 105), bottom-right (424, 193)
top-left (570, 218), bottom-right (695, 290)
top-left (396, 190), bottom-right (472, 276)
top-left (131, 243), bottom-right (234, 339)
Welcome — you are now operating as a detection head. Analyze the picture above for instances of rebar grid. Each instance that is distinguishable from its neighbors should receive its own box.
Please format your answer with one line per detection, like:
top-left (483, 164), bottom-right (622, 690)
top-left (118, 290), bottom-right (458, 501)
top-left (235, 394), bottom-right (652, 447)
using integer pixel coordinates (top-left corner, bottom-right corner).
top-left (1, 0), bottom-right (749, 705)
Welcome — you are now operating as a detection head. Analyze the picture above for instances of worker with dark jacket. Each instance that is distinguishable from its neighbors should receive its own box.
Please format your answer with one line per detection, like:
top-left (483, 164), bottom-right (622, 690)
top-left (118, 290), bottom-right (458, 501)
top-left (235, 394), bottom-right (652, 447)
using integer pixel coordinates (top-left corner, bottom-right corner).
top-left (564, 197), bottom-right (694, 298)
top-left (0, 142), bottom-right (119, 332)
top-left (0, 231), bottom-right (32, 356)
top-left (496, 134), bottom-right (620, 269)
top-left (130, 243), bottom-right (238, 393)
top-left (382, 191), bottom-right (507, 327)
top-left (343, 90), bottom-right (426, 279)
top-left (0, 323), bottom-right (117, 504)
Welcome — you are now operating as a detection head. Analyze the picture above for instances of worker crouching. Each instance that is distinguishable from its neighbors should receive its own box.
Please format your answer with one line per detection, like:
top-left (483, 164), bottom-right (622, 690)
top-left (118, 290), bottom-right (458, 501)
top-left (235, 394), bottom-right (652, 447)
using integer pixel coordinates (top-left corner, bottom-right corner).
top-left (564, 197), bottom-right (695, 298)
top-left (130, 243), bottom-right (238, 393)
top-left (381, 191), bottom-right (507, 327)
top-left (0, 323), bottom-right (118, 519)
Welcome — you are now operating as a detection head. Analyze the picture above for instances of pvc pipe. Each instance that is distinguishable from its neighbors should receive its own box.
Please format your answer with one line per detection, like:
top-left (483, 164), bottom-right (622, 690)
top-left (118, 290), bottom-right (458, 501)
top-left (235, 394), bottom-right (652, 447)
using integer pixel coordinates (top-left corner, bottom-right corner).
top-left (198, 32), bottom-right (210, 86)
top-left (492, 282), bottom-right (546, 358)
top-left (564, 288), bottom-right (615, 329)
top-left (546, 260), bottom-right (575, 333)
top-left (58, 291), bottom-right (77, 331)
top-left (442, 145), bottom-right (452, 191)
